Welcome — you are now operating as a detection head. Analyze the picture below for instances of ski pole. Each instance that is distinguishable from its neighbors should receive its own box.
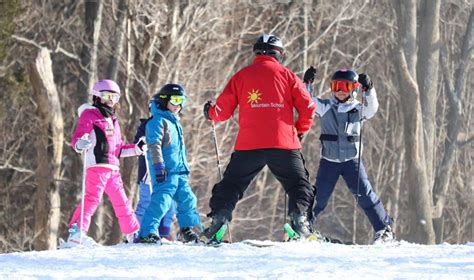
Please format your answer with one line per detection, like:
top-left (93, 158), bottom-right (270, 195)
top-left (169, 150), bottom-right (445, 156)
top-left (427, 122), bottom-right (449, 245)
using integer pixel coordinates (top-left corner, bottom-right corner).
top-left (283, 193), bottom-right (288, 241)
top-left (305, 82), bottom-right (315, 98)
top-left (79, 150), bottom-right (87, 245)
top-left (355, 93), bottom-right (366, 205)
top-left (210, 120), bottom-right (232, 242)
top-left (79, 133), bottom-right (90, 245)
top-left (210, 121), bottom-right (223, 180)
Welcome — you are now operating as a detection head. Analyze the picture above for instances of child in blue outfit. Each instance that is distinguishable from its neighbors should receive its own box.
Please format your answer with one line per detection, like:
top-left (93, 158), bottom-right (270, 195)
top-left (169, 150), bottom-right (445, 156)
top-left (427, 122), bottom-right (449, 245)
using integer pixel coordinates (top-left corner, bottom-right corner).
top-left (137, 83), bottom-right (201, 244)
top-left (133, 117), bottom-right (176, 240)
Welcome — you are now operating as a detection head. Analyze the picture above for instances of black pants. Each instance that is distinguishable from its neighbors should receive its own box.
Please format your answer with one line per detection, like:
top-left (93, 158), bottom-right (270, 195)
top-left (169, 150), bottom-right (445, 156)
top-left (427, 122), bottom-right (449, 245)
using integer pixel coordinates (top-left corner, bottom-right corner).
top-left (209, 149), bottom-right (315, 220)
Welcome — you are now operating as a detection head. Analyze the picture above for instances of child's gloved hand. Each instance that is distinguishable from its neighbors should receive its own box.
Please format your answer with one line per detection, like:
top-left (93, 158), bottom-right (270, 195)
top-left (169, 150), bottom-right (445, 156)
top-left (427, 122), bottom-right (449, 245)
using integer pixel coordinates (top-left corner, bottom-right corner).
top-left (75, 134), bottom-right (92, 152)
top-left (358, 73), bottom-right (373, 92)
top-left (153, 163), bottom-right (167, 183)
top-left (135, 136), bottom-right (147, 155)
top-left (303, 66), bottom-right (317, 84)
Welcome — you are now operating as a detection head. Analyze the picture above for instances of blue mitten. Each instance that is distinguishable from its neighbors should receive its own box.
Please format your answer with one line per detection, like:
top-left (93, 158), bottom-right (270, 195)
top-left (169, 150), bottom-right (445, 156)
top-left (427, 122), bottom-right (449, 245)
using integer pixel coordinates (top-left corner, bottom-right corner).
top-left (153, 163), bottom-right (167, 183)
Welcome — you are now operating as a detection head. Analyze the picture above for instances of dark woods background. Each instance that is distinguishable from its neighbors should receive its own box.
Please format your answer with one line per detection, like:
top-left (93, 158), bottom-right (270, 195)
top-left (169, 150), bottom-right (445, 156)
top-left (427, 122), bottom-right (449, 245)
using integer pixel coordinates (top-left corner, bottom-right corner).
top-left (0, 0), bottom-right (472, 252)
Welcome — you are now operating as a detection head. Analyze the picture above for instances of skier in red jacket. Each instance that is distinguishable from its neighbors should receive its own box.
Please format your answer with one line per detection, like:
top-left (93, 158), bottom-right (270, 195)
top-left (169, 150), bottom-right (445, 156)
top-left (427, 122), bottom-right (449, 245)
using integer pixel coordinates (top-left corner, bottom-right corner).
top-left (201, 34), bottom-right (316, 242)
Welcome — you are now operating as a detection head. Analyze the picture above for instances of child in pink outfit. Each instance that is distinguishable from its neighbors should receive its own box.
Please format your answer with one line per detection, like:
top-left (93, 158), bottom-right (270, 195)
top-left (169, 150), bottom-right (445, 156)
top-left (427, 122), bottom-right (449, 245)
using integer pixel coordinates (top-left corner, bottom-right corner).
top-left (67, 79), bottom-right (142, 245)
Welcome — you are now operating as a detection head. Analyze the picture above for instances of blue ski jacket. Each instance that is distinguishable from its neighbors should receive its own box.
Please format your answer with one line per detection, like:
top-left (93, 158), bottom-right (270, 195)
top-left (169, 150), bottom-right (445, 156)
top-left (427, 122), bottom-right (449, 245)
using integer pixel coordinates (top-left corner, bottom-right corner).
top-left (146, 104), bottom-right (190, 178)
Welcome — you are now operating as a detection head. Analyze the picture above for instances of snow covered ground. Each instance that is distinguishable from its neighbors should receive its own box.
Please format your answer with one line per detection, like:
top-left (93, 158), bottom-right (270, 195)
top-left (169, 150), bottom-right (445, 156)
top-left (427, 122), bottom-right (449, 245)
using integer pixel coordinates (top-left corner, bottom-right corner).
top-left (1, 240), bottom-right (473, 279)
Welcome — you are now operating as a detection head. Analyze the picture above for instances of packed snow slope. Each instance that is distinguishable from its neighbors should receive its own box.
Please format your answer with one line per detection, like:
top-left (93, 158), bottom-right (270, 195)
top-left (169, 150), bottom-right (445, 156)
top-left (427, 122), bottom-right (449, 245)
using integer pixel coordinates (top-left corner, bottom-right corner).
top-left (1, 241), bottom-right (473, 279)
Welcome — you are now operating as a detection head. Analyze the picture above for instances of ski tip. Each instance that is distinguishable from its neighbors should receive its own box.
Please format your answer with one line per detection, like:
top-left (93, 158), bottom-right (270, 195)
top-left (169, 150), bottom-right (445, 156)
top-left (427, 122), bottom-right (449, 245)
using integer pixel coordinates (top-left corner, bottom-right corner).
top-left (307, 234), bottom-right (319, 242)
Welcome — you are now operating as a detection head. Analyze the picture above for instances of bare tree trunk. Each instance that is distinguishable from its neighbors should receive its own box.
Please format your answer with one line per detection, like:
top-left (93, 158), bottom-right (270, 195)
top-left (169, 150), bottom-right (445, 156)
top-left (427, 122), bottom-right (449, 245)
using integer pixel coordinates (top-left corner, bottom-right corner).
top-left (303, 3), bottom-right (309, 69)
top-left (433, 8), bottom-right (474, 243)
top-left (28, 48), bottom-right (64, 251)
top-left (394, 0), bottom-right (436, 244)
top-left (398, 0), bottom-right (417, 76)
top-left (76, 0), bottom-right (104, 103)
top-left (88, 202), bottom-right (104, 242)
top-left (417, 0), bottom-right (440, 186)
top-left (394, 48), bottom-right (435, 244)
top-left (76, 0), bottom-right (104, 240)
top-left (96, 0), bottom-right (130, 246)
top-left (269, 186), bottom-right (283, 240)
top-left (148, 0), bottom-right (180, 94)
top-left (106, 0), bottom-right (128, 80)
top-left (392, 152), bottom-right (403, 233)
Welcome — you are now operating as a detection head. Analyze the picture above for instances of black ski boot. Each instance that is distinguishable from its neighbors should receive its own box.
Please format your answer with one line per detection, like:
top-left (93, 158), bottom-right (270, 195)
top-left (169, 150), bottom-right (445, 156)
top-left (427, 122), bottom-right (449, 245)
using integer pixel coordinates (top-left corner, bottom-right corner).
top-left (289, 212), bottom-right (313, 240)
top-left (137, 233), bottom-right (161, 244)
top-left (200, 211), bottom-right (229, 243)
top-left (179, 227), bottom-right (201, 243)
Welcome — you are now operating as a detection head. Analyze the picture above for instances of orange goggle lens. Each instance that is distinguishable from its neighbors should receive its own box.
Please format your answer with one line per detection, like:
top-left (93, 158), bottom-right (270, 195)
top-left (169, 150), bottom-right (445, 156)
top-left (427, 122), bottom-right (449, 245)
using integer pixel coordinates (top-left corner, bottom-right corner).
top-left (330, 80), bottom-right (360, 92)
top-left (169, 95), bottom-right (186, 106)
top-left (100, 91), bottom-right (120, 103)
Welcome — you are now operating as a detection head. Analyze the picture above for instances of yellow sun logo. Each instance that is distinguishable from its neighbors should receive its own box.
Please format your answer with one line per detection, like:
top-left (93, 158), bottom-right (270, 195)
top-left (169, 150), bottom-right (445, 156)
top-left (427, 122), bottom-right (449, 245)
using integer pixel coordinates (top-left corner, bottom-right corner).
top-left (247, 89), bottom-right (262, 104)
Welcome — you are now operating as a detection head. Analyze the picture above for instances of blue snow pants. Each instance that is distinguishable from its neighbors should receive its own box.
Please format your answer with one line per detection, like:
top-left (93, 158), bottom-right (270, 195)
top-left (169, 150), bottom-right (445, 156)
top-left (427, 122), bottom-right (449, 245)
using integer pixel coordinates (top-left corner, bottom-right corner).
top-left (135, 181), bottom-right (176, 237)
top-left (139, 174), bottom-right (201, 237)
top-left (312, 158), bottom-right (393, 231)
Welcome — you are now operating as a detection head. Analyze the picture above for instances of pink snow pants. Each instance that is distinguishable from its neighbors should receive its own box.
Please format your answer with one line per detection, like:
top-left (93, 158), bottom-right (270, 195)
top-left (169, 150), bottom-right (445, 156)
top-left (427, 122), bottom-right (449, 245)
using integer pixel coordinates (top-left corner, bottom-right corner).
top-left (69, 166), bottom-right (139, 234)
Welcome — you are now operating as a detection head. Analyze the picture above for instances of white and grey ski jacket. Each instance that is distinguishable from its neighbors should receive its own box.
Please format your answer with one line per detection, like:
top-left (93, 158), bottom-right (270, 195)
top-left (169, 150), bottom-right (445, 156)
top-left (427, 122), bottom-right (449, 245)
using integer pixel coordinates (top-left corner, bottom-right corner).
top-left (312, 88), bottom-right (379, 162)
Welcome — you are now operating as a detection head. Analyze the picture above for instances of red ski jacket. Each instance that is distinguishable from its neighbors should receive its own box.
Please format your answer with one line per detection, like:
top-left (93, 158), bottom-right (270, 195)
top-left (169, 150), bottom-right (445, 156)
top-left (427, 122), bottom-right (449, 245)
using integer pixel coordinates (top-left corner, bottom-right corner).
top-left (208, 55), bottom-right (316, 151)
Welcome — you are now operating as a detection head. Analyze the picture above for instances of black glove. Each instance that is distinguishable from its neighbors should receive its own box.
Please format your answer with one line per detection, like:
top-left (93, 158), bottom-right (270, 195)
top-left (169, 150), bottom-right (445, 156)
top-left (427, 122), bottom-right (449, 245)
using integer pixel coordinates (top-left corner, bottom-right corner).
top-left (136, 137), bottom-right (146, 151)
top-left (298, 133), bottom-right (306, 142)
top-left (203, 101), bottom-right (212, 120)
top-left (358, 73), bottom-right (373, 91)
top-left (303, 66), bottom-right (317, 84)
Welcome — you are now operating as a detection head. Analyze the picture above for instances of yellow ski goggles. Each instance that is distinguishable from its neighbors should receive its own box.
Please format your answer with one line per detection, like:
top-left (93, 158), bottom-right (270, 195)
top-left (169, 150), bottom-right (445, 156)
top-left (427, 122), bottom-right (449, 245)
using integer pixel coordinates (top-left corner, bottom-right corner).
top-left (169, 95), bottom-right (186, 107)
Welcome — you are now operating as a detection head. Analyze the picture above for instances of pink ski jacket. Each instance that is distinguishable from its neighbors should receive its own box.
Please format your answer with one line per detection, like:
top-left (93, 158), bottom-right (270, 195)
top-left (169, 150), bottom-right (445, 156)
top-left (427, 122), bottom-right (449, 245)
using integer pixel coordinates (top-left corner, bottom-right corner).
top-left (71, 104), bottom-right (138, 170)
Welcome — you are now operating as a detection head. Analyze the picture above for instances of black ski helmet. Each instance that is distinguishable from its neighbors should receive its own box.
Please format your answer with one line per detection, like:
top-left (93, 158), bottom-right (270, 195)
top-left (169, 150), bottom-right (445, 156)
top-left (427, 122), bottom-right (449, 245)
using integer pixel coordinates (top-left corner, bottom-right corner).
top-left (331, 69), bottom-right (359, 83)
top-left (253, 34), bottom-right (284, 62)
top-left (330, 69), bottom-right (360, 101)
top-left (153, 83), bottom-right (187, 110)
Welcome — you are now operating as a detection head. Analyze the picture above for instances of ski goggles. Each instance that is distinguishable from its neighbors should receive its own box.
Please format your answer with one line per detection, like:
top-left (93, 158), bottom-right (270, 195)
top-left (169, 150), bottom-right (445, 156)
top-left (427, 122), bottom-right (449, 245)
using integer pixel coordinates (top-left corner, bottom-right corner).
top-left (100, 91), bottom-right (120, 103)
top-left (168, 95), bottom-right (186, 107)
top-left (330, 80), bottom-right (360, 92)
